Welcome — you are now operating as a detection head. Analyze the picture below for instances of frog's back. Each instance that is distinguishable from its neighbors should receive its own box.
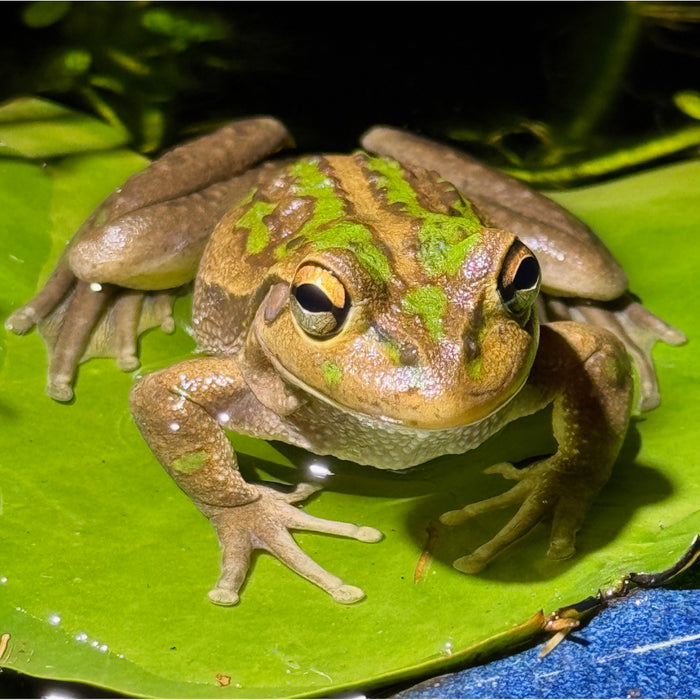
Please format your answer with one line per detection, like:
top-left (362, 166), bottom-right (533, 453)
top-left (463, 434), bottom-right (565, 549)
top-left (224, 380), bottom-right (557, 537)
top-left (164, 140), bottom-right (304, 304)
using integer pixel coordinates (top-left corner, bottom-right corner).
top-left (192, 160), bottom-right (296, 354)
top-left (192, 152), bottom-right (466, 355)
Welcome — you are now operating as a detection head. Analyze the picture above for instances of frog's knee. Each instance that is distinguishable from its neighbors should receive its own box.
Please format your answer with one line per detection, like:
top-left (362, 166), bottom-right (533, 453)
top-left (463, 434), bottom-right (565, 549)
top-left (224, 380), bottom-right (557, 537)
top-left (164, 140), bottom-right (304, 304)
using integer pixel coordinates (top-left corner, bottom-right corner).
top-left (583, 327), bottom-right (631, 389)
top-left (69, 223), bottom-right (189, 290)
top-left (69, 226), bottom-right (125, 285)
top-left (546, 322), bottom-right (629, 377)
top-left (129, 369), bottom-right (171, 422)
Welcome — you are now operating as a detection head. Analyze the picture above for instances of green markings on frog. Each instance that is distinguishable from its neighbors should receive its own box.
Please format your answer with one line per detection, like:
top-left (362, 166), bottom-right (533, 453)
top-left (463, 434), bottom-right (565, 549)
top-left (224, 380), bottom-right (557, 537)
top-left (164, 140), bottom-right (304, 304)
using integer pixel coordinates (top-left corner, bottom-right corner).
top-left (321, 359), bottom-right (343, 388)
top-left (241, 199), bottom-right (278, 254)
top-left (289, 158), bottom-right (345, 222)
top-left (379, 337), bottom-right (402, 365)
top-left (402, 285), bottom-right (447, 340)
top-left (310, 221), bottom-right (391, 284)
top-left (467, 356), bottom-right (483, 380)
top-left (251, 158), bottom-right (390, 284)
top-left (289, 158), bottom-right (392, 284)
top-left (171, 451), bottom-right (207, 474)
top-left (365, 156), bottom-right (483, 278)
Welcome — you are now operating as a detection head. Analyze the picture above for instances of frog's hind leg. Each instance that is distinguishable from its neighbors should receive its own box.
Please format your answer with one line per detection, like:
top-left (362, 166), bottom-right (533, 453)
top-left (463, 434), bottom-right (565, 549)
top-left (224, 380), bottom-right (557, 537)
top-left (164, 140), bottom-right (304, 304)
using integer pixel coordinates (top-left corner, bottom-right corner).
top-left (43, 280), bottom-right (115, 401)
top-left (8, 117), bottom-right (293, 401)
top-left (34, 279), bottom-right (181, 401)
top-left (5, 255), bottom-right (74, 334)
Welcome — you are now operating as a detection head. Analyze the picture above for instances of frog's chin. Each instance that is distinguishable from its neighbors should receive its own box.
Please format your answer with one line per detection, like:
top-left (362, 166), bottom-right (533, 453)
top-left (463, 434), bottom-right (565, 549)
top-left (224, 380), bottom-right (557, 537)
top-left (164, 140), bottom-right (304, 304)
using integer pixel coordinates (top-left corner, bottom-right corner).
top-left (253, 328), bottom-right (528, 432)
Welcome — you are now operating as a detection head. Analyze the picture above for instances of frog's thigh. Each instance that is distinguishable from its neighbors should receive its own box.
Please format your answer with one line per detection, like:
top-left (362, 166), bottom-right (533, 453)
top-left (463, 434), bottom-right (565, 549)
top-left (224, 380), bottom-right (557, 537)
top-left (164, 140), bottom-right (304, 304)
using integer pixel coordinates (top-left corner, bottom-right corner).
top-left (69, 117), bottom-right (292, 291)
top-left (68, 172), bottom-right (261, 291)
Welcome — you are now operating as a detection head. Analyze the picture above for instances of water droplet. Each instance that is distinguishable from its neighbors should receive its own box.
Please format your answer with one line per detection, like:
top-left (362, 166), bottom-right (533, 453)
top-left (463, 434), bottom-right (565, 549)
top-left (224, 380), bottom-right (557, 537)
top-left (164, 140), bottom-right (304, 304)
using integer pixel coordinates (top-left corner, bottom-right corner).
top-left (90, 640), bottom-right (99, 648)
top-left (308, 461), bottom-right (333, 478)
top-left (48, 613), bottom-right (61, 626)
top-left (443, 640), bottom-right (453, 656)
top-left (75, 632), bottom-right (88, 643)
top-left (169, 422), bottom-right (180, 432)
top-left (99, 644), bottom-right (109, 653)
top-left (217, 412), bottom-right (230, 424)
top-left (89, 282), bottom-right (103, 292)
top-left (0, 576), bottom-right (7, 585)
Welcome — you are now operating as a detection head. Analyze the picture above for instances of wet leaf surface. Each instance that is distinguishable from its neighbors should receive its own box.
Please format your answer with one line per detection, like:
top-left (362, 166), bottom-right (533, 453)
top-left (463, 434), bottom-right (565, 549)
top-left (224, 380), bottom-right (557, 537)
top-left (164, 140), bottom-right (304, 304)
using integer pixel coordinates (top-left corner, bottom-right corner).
top-left (0, 112), bottom-right (698, 697)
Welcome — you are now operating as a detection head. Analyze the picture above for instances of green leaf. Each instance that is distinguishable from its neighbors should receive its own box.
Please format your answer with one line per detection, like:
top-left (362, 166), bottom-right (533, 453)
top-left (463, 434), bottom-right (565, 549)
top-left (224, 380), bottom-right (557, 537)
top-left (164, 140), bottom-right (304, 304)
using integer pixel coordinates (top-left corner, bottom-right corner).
top-left (0, 97), bottom-right (130, 159)
top-left (0, 116), bottom-right (698, 697)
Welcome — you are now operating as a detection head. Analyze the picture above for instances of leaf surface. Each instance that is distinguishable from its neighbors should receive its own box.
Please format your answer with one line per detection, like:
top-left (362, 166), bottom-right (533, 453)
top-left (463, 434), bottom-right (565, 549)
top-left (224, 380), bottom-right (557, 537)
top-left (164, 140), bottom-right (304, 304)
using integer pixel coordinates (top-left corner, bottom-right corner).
top-left (0, 113), bottom-right (698, 697)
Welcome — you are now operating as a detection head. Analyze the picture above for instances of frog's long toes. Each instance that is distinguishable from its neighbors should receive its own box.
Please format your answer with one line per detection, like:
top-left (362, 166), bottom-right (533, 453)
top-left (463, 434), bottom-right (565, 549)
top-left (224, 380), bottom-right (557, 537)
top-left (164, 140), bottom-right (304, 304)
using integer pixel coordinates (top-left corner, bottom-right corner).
top-left (116, 353), bottom-right (140, 372)
top-left (5, 307), bottom-right (38, 334)
top-left (330, 584), bottom-right (365, 604)
top-left (355, 526), bottom-right (382, 543)
top-left (46, 378), bottom-right (74, 403)
top-left (207, 587), bottom-right (240, 607)
top-left (547, 541), bottom-right (576, 561)
top-left (285, 481), bottom-right (322, 503)
top-left (483, 462), bottom-right (521, 480)
top-left (440, 509), bottom-right (468, 527)
top-left (453, 554), bottom-right (487, 575)
top-left (153, 291), bottom-right (176, 333)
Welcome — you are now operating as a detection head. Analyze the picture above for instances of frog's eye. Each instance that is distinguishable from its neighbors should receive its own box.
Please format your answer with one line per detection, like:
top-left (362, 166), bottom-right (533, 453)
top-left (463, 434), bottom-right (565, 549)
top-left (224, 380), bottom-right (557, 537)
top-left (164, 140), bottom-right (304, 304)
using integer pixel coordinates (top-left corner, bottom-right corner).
top-left (290, 263), bottom-right (350, 338)
top-left (498, 241), bottom-right (541, 317)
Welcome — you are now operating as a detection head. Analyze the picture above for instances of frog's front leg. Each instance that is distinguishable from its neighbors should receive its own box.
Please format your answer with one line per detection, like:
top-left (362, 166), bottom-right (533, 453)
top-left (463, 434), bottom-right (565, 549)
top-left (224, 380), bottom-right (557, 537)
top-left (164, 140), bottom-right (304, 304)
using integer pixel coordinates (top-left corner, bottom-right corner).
top-left (130, 356), bottom-right (382, 606)
top-left (441, 321), bottom-right (632, 573)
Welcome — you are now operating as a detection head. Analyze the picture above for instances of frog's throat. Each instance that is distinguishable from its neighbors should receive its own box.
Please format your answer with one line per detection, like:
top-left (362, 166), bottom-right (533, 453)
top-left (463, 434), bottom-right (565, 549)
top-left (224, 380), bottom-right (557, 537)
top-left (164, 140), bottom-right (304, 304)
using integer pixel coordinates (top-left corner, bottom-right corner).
top-left (251, 325), bottom-right (528, 433)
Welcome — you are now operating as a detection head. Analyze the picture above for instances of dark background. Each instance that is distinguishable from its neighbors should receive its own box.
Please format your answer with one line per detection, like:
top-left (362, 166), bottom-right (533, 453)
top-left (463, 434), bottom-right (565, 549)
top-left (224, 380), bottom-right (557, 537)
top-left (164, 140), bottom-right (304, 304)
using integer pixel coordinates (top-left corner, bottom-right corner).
top-left (1, 2), bottom-right (700, 181)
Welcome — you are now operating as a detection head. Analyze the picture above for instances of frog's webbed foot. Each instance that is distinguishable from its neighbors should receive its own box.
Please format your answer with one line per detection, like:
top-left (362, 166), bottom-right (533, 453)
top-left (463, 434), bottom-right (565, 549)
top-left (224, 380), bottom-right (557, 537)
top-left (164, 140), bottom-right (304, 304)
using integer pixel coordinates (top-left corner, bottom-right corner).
top-left (6, 264), bottom-right (180, 402)
top-left (541, 293), bottom-right (686, 412)
top-left (203, 483), bottom-right (382, 606)
top-left (440, 460), bottom-right (599, 574)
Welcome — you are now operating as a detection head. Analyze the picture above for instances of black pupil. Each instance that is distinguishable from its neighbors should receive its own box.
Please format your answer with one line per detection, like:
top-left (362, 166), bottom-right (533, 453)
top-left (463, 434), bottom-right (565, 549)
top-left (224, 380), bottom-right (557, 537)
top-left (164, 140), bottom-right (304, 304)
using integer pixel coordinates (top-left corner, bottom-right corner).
top-left (294, 284), bottom-right (333, 313)
top-left (513, 256), bottom-right (539, 291)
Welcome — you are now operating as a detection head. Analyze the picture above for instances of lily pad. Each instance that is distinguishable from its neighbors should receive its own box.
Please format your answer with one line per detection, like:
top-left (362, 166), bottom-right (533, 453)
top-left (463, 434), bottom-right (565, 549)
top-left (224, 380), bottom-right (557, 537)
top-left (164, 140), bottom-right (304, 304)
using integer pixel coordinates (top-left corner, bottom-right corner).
top-left (0, 118), bottom-right (698, 697)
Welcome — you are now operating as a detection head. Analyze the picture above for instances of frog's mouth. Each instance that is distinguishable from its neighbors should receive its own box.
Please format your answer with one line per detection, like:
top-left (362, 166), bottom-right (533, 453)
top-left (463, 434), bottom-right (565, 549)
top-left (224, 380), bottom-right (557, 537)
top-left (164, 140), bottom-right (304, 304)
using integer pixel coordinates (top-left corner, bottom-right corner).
top-left (251, 304), bottom-right (537, 432)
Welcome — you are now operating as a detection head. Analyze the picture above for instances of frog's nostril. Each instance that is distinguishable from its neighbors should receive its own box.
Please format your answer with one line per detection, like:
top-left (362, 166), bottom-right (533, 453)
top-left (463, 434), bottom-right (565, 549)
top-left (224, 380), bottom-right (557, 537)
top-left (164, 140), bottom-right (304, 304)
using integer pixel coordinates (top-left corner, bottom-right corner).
top-left (463, 333), bottom-right (480, 363)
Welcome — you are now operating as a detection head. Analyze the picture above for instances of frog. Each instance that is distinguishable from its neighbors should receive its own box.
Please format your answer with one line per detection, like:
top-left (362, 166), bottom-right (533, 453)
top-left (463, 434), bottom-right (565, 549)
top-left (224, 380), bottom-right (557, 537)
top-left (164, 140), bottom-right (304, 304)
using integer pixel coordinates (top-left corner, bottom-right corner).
top-left (5, 117), bottom-right (685, 606)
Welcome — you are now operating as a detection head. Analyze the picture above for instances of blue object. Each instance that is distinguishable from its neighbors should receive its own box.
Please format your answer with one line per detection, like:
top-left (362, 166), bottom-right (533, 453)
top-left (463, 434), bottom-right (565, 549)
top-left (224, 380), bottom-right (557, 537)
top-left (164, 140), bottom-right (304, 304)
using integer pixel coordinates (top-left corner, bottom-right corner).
top-left (398, 578), bottom-right (700, 699)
